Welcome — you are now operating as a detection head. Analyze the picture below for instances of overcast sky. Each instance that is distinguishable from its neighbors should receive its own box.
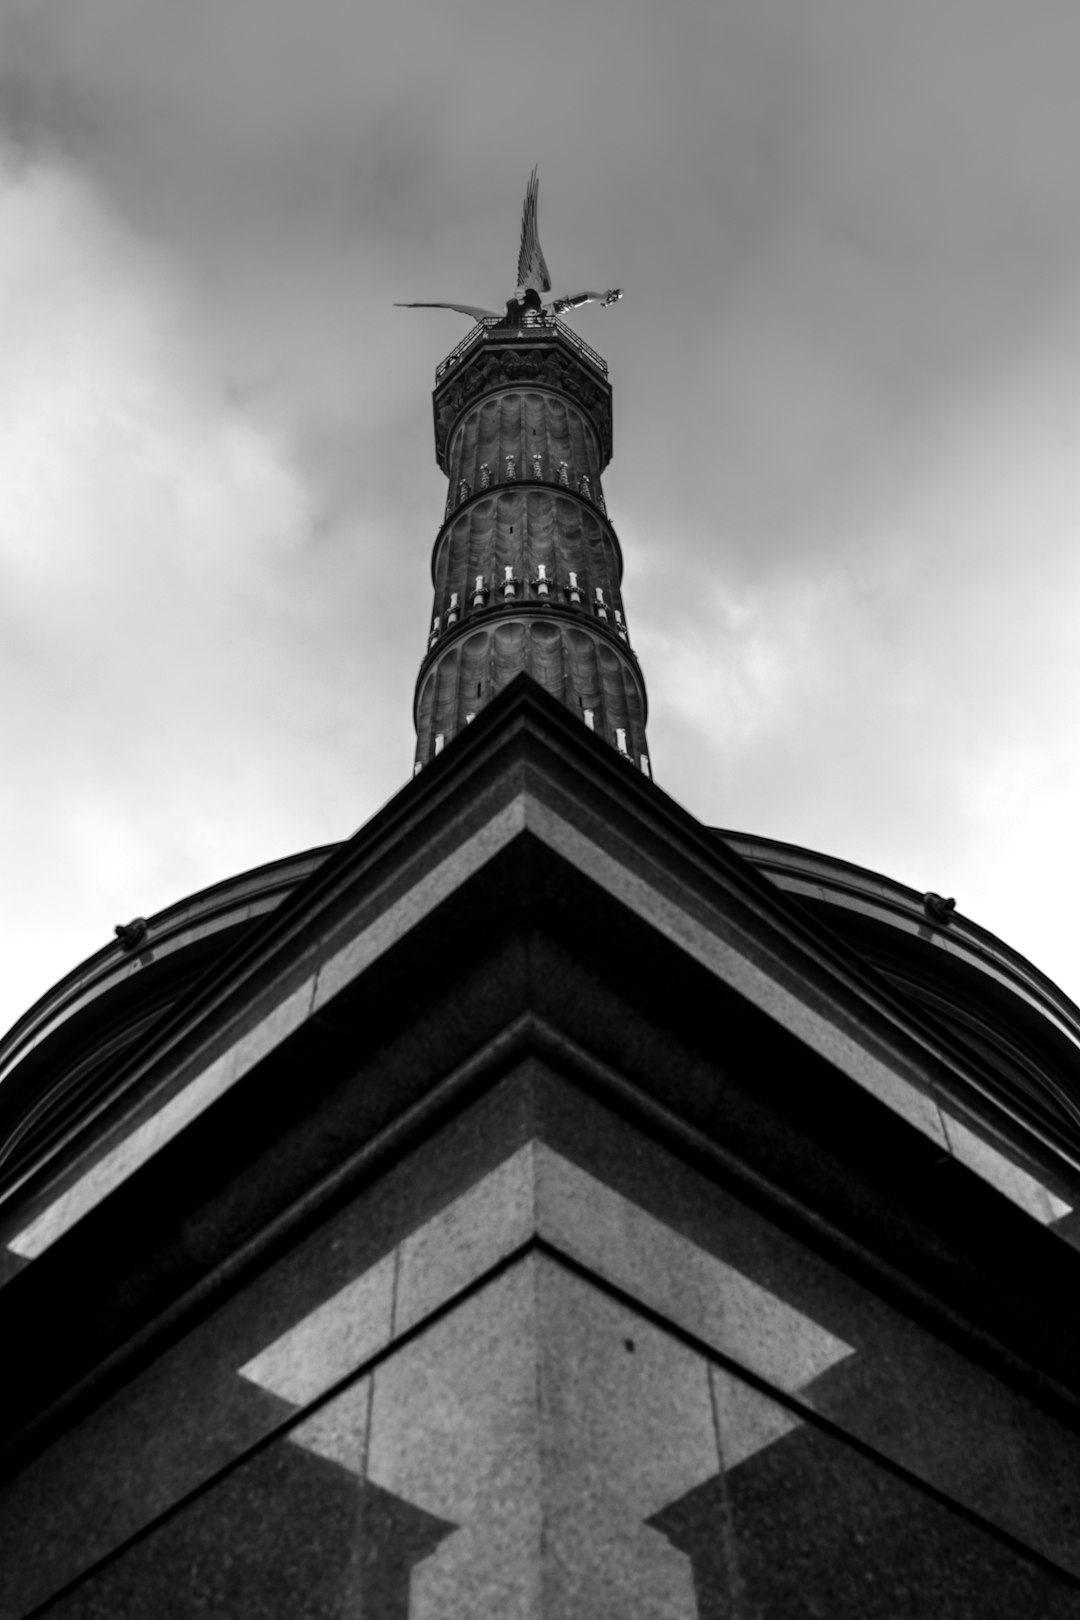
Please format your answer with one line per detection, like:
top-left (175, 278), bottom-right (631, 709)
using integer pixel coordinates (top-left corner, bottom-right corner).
top-left (2, 0), bottom-right (1080, 1033)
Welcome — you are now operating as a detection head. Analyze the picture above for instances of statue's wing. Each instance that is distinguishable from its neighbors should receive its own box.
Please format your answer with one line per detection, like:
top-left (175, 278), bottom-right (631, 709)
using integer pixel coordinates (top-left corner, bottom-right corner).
top-left (395, 301), bottom-right (501, 320)
top-left (546, 288), bottom-right (624, 313)
top-left (517, 167), bottom-right (552, 294)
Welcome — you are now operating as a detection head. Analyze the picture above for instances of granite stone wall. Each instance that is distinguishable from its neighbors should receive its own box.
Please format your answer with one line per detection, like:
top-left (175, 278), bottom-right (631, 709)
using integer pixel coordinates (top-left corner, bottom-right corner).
top-left (6, 1070), bottom-right (1080, 1618)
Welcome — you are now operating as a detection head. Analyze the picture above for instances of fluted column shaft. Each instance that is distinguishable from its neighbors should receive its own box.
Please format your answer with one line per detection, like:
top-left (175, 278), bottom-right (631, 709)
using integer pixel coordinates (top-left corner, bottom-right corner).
top-left (414, 323), bottom-right (649, 776)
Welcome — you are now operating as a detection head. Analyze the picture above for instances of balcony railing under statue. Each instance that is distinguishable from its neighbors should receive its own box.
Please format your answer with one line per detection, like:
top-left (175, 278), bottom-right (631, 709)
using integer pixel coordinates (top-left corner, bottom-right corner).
top-left (435, 314), bottom-right (609, 383)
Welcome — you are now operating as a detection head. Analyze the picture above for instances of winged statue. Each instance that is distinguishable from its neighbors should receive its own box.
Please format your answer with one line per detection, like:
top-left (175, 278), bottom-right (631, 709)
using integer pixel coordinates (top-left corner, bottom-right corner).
top-left (396, 168), bottom-right (622, 326)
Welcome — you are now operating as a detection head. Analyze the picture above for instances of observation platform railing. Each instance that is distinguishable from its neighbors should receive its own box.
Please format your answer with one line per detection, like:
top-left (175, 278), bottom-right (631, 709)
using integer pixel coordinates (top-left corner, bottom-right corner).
top-left (435, 315), bottom-right (609, 381)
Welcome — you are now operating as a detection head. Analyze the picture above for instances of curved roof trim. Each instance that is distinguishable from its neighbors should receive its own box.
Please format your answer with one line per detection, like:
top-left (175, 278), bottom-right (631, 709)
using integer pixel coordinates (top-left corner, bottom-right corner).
top-left (0, 846), bottom-right (340, 1097)
top-left (719, 829), bottom-right (1080, 1073)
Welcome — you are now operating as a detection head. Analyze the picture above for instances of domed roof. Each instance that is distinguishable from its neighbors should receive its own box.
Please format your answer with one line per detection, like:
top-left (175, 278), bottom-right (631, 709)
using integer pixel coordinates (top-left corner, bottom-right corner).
top-left (4, 817), bottom-right (1078, 1224)
top-left (720, 831), bottom-right (1080, 1163)
top-left (0, 847), bottom-right (336, 1208)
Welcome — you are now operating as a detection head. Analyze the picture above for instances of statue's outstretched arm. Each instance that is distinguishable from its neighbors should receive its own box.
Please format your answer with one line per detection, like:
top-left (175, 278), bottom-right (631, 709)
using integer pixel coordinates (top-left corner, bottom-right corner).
top-left (546, 289), bottom-right (624, 314)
